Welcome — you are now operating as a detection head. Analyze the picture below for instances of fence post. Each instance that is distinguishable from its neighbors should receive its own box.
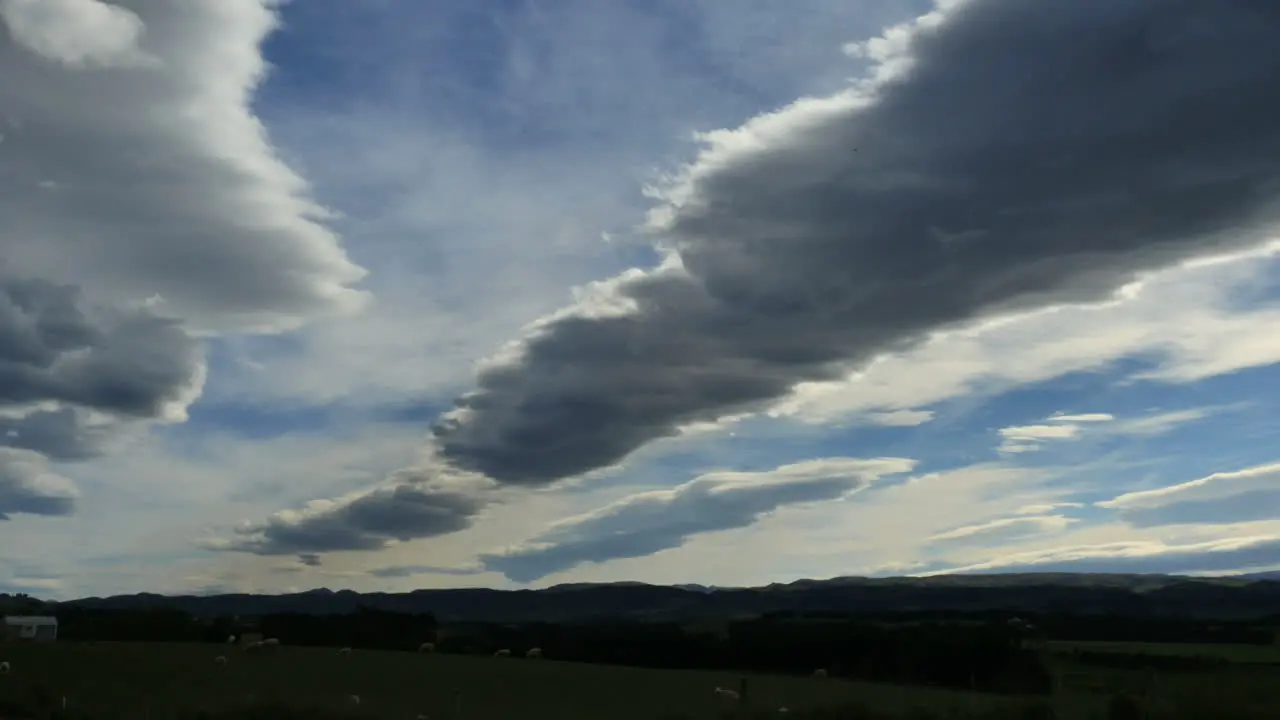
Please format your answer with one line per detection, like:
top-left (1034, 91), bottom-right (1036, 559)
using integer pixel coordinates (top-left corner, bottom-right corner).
top-left (737, 676), bottom-right (750, 718)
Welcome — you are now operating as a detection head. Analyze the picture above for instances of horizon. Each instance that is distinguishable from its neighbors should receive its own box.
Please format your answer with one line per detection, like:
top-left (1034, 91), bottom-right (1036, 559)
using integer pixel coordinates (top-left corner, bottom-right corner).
top-left (3, 0), bottom-right (1280, 600)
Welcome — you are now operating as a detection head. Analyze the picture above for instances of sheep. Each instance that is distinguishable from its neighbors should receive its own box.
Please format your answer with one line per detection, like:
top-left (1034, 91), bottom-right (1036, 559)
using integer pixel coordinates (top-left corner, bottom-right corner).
top-left (493, 648), bottom-right (511, 657)
top-left (346, 694), bottom-right (361, 707)
top-left (525, 647), bottom-right (543, 659)
top-left (713, 687), bottom-right (741, 701)
top-left (337, 647), bottom-right (352, 656)
top-left (244, 641), bottom-right (266, 654)
top-left (227, 634), bottom-right (237, 644)
top-left (418, 642), bottom-right (435, 653)
top-left (0, 661), bottom-right (9, 674)
top-left (778, 708), bottom-right (790, 714)
top-left (812, 668), bottom-right (828, 678)
top-left (263, 638), bottom-right (281, 647)
top-left (215, 656), bottom-right (227, 666)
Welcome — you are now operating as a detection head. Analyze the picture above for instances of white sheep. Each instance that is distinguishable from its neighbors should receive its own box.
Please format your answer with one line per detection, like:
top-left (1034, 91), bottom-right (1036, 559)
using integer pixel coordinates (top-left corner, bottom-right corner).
top-left (713, 687), bottom-right (740, 701)
top-left (337, 647), bottom-right (352, 656)
top-left (346, 694), bottom-right (361, 706)
top-left (813, 668), bottom-right (828, 678)
top-left (525, 647), bottom-right (543, 658)
top-left (418, 642), bottom-right (435, 653)
top-left (263, 638), bottom-right (281, 647)
top-left (227, 634), bottom-right (237, 644)
top-left (493, 648), bottom-right (511, 657)
top-left (778, 708), bottom-right (790, 714)
top-left (0, 661), bottom-right (9, 674)
top-left (244, 641), bottom-right (266, 654)
top-left (215, 656), bottom-right (227, 666)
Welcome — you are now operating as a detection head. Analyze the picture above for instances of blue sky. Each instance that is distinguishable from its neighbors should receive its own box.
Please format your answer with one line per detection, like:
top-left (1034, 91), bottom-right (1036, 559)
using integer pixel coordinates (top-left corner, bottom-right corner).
top-left (2, 0), bottom-right (1280, 598)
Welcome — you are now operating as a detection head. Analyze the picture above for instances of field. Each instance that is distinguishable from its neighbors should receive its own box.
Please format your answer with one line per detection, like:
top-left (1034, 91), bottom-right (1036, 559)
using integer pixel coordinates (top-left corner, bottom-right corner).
top-left (0, 641), bottom-right (1277, 719)
top-left (1046, 640), bottom-right (1280, 665)
top-left (0, 641), bottom-right (1028, 720)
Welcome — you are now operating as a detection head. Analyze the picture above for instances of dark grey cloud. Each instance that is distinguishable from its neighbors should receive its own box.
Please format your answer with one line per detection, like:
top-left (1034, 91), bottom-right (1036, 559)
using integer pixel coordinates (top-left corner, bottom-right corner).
top-left (941, 535), bottom-right (1280, 576)
top-left (208, 471), bottom-right (494, 556)
top-left (1097, 463), bottom-right (1280, 528)
top-left (367, 563), bottom-right (485, 579)
top-left (0, 272), bottom-right (204, 474)
top-left (223, 0), bottom-right (1280, 563)
top-left (430, 0), bottom-right (1280, 487)
top-left (297, 553), bottom-right (322, 567)
top-left (0, 448), bottom-right (77, 520)
top-left (0, 273), bottom-right (203, 417)
top-left (479, 458), bottom-right (913, 583)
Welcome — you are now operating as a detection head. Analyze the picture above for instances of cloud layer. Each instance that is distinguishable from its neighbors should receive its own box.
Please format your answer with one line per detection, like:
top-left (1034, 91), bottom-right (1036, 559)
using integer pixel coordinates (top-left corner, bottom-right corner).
top-left (0, 0), bottom-right (370, 520)
top-left (480, 457), bottom-right (914, 583)
top-left (431, 0), bottom-right (1280, 488)
top-left (216, 0), bottom-right (1280, 564)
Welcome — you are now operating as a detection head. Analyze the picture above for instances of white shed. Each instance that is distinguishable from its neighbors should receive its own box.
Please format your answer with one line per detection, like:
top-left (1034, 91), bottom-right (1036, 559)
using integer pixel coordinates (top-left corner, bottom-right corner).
top-left (2, 615), bottom-right (58, 642)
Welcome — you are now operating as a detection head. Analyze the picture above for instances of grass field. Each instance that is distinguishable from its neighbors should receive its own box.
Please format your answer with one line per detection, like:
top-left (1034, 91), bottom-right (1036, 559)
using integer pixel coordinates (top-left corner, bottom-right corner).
top-left (1046, 640), bottom-right (1280, 665)
top-left (0, 641), bottom-right (1277, 719)
top-left (0, 642), bottom-right (1028, 720)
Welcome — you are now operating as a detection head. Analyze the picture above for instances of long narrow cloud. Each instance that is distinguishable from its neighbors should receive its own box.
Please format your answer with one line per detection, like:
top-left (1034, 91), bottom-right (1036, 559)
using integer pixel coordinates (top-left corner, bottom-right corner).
top-left (934, 535), bottom-right (1280, 576)
top-left (431, 0), bottom-right (1280, 487)
top-left (218, 0), bottom-right (1280, 557)
top-left (479, 457), bottom-right (914, 583)
top-left (1098, 462), bottom-right (1280, 528)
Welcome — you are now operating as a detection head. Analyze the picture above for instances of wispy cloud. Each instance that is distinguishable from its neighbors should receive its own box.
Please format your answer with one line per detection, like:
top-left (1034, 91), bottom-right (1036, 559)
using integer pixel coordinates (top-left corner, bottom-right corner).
top-left (1098, 462), bottom-right (1280, 528)
top-left (479, 458), bottom-right (915, 583)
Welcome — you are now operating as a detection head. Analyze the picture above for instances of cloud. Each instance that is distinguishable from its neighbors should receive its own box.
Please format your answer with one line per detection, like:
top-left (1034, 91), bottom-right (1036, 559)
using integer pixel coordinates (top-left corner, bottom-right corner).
top-left (867, 409), bottom-right (934, 427)
top-left (0, 0), bottom-right (378, 524)
top-left (367, 563), bottom-right (485, 579)
top-left (996, 407), bottom-right (1215, 454)
top-left (1047, 413), bottom-right (1114, 424)
top-left (479, 457), bottom-right (914, 583)
top-left (0, 272), bottom-right (205, 423)
top-left (207, 469), bottom-right (496, 556)
top-left (0, 448), bottom-right (77, 519)
top-left (427, 0), bottom-right (1280, 489)
top-left (0, 0), bottom-right (366, 332)
top-left (0, 0), bottom-right (152, 68)
top-left (929, 514), bottom-right (1076, 545)
top-left (997, 423), bottom-right (1082, 454)
top-left (935, 534), bottom-right (1280, 576)
top-left (1098, 462), bottom-right (1280, 528)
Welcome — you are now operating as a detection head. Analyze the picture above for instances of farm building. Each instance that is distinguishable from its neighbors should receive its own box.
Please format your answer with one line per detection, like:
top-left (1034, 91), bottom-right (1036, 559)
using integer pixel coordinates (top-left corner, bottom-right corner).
top-left (1, 615), bottom-right (58, 642)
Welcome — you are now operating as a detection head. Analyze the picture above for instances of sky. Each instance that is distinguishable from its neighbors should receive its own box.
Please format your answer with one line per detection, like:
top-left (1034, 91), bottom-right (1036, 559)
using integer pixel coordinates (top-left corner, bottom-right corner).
top-left (3, 0), bottom-right (1280, 599)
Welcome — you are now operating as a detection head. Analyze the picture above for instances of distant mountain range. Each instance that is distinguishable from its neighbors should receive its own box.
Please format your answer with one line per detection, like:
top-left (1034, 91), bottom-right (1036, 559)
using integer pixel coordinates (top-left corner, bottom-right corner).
top-left (51, 572), bottom-right (1280, 623)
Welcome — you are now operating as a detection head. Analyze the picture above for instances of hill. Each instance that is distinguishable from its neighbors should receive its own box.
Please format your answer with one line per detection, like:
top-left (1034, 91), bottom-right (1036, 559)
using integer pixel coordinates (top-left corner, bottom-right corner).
top-left (49, 572), bottom-right (1280, 623)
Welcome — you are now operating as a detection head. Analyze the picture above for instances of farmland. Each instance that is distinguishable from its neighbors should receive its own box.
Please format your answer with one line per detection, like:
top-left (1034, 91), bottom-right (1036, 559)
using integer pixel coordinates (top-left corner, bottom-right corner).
top-left (0, 640), bottom-right (1278, 719)
top-left (0, 641), bottom-right (1025, 719)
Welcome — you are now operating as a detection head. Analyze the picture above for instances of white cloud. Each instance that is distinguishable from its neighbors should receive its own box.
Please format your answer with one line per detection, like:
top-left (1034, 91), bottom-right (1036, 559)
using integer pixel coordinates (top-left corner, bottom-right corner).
top-left (996, 406), bottom-right (1218, 454)
top-left (930, 514), bottom-right (1076, 544)
top-left (1097, 462), bottom-right (1280, 529)
top-left (936, 534), bottom-right (1280, 576)
top-left (777, 253), bottom-right (1280, 426)
top-left (0, 0), bottom-right (152, 67)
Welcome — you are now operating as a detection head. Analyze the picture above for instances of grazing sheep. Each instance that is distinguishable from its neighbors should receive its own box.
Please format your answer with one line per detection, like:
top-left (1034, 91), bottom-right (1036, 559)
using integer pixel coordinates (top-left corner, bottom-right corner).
top-left (244, 641), bottom-right (266, 654)
top-left (346, 694), bottom-right (361, 707)
top-left (215, 656), bottom-right (227, 666)
top-left (227, 634), bottom-right (237, 644)
top-left (0, 661), bottom-right (9, 674)
top-left (263, 638), bottom-right (281, 647)
top-left (713, 687), bottom-right (740, 701)
top-left (337, 647), bottom-right (352, 656)
top-left (525, 647), bottom-right (543, 658)
top-left (778, 708), bottom-right (790, 714)
top-left (418, 642), bottom-right (435, 653)
top-left (812, 668), bottom-right (828, 678)
top-left (493, 648), bottom-right (511, 657)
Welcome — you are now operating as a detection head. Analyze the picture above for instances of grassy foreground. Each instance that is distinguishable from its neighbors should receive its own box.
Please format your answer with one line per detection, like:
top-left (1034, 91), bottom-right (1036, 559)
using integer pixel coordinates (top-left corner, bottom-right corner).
top-left (0, 640), bottom-right (1277, 719)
